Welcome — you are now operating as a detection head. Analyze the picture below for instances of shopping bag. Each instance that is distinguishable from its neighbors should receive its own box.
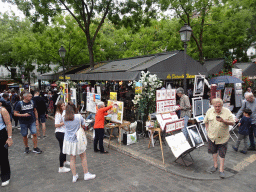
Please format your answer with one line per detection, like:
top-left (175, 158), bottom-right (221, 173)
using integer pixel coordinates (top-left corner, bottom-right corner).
top-left (76, 117), bottom-right (87, 154)
top-left (126, 132), bottom-right (137, 145)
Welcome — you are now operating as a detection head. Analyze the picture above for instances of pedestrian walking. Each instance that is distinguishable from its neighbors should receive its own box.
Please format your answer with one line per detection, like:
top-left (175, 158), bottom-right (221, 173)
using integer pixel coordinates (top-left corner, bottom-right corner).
top-left (12, 95), bottom-right (20, 129)
top-left (14, 91), bottom-right (42, 154)
top-left (63, 104), bottom-right (96, 183)
top-left (204, 98), bottom-right (235, 178)
top-left (236, 92), bottom-right (256, 151)
top-left (232, 109), bottom-right (252, 154)
top-left (55, 101), bottom-right (71, 173)
top-left (0, 105), bottom-right (13, 187)
top-left (32, 90), bottom-right (48, 139)
top-left (94, 103), bottom-right (112, 153)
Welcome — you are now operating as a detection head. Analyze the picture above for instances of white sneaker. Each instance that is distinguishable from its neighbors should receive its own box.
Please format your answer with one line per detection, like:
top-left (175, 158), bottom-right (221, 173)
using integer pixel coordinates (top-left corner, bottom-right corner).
top-left (58, 167), bottom-right (71, 173)
top-left (1, 180), bottom-right (10, 187)
top-left (64, 161), bottom-right (70, 166)
top-left (72, 174), bottom-right (79, 183)
top-left (84, 172), bottom-right (96, 181)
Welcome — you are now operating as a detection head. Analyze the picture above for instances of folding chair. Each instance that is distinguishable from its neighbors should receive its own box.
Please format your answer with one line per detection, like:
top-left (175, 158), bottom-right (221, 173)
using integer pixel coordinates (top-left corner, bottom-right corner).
top-left (229, 123), bottom-right (239, 142)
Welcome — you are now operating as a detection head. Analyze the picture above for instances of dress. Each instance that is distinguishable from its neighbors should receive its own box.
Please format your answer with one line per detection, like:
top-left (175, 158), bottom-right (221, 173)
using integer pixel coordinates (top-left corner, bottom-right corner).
top-left (62, 114), bottom-right (85, 156)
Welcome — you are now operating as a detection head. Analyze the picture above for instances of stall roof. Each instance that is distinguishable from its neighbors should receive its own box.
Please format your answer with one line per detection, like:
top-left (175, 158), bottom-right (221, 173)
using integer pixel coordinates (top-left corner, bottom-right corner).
top-left (38, 51), bottom-right (208, 81)
top-left (234, 62), bottom-right (256, 77)
top-left (203, 58), bottom-right (225, 75)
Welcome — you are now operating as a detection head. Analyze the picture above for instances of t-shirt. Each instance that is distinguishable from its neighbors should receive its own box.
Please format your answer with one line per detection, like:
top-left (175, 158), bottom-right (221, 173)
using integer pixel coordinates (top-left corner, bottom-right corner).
top-left (55, 111), bottom-right (65, 133)
top-left (64, 114), bottom-right (85, 142)
top-left (32, 96), bottom-right (47, 115)
top-left (239, 116), bottom-right (252, 135)
top-left (15, 100), bottom-right (36, 124)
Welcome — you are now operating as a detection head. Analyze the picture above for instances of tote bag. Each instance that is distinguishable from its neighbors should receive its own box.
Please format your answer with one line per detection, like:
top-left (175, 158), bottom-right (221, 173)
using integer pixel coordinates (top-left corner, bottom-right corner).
top-left (76, 117), bottom-right (87, 154)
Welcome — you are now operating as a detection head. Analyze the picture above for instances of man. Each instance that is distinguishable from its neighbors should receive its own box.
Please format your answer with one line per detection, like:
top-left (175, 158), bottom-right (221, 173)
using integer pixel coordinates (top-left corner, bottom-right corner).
top-left (14, 91), bottom-right (42, 154)
top-left (32, 90), bottom-right (48, 139)
top-left (244, 87), bottom-right (252, 98)
top-left (0, 93), bottom-right (13, 121)
top-left (204, 98), bottom-right (235, 178)
top-left (10, 90), bottom-right (17, 106)
top-left (236, 92), bottom-right (256, 151)
top-left (176, 87), bottom-right (191, 138)
top-left (94, 103), bottom-right (112, 154)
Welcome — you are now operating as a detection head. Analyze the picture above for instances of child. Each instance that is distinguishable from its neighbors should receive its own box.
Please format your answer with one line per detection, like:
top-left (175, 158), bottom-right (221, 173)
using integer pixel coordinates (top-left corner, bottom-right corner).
top-left (232, 108), bottom-right (252, 154)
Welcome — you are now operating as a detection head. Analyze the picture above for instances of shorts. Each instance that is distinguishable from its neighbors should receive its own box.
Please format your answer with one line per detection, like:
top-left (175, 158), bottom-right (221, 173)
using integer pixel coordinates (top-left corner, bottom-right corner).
top-left (20, 122), bottom-right (37, 137)
top-left (39, 114), bottom-right (46, 123)
top-left (208, 139), bottom-right (228, 158)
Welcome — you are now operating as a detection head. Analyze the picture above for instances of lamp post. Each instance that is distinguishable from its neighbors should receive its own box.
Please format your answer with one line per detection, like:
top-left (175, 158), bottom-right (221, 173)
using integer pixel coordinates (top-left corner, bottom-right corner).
top-left (21, 66), bottom-right (25, 88)
top-left (179, 24), bottom-right (192, 94)
top-left (59, 46), bottom-right (66, 82)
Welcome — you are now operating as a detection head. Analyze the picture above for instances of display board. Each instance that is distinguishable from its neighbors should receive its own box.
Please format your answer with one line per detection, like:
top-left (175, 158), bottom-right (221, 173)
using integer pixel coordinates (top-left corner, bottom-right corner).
top-left (156, 112), bottom-right (184, 132)
top-left (86, 92), bottom-right (101, 113)
top-left (70, 88), bottom-right (77, 106)
top-left (193, 75), bottom-right (205, 96)
top-left (165, 132), bottom-right (192, 158)
top-left (107, 100), bottom-right (124, 124)
top-left (187, 125), bottom-right (204, 148)
top-left (192, 97), bottom-right (203, 118)
top-left (223, 87), bottom-right (232, 102)
top-left (156, 89), bottom-right (178, 113)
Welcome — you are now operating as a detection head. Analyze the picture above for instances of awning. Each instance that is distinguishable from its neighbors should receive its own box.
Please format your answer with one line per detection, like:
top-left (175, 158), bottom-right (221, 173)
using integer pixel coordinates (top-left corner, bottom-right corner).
top-left (234, 63), bottom-right (256, 77)
top-left (204, 59), bottom-right (225, 75)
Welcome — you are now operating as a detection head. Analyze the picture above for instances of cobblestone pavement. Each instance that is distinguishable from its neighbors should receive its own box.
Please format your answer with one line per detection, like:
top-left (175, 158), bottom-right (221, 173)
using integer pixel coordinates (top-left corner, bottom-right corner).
top-left (1, 119), bottom-right (256, 192)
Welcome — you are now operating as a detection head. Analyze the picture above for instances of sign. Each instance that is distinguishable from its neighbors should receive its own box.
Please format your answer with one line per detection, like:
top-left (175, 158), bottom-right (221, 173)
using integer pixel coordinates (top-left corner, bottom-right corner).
top-left (166, 73), bottom-right (195, 79)
top-left (59, 76), bottom-right (71, 80)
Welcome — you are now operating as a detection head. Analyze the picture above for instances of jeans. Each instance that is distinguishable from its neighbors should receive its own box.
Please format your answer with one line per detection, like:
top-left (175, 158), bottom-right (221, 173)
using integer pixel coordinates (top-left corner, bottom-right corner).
top-left (55, 132), bottom-right (66, 167)
top-left (94, 128), bottom-right (105, 152)
top-left (249, 124), bottom-right (256, 148)
top-left (182, 115), bottom-right (189, 139)
top-left (0, 129), bottom-right (11, 182)
top-left (235, 133), bottom-right (249, 152)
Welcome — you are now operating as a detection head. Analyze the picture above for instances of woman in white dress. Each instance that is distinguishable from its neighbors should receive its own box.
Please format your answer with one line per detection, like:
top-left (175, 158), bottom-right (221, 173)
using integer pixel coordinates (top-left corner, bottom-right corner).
top-left (55, 101), bottom-right (70, 173)
top-left (63, 104), bottom-right (96, 183)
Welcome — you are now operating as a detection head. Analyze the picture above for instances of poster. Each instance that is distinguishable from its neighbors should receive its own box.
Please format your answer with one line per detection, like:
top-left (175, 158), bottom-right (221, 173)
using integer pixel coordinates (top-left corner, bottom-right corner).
top-left (193, 75), bottom-right (205, 96)
top-left (223, 87), bottom-right (232, 102)
top-left (70, 88), bottom-right (77, 106)
top-left (86, 93), bottom-right (101, 113)
top-left (135, 82), bottom-right (142, 94)
top-left (110, 92), bottom-right (117, 101)
top-left (107, 100), bottom-right (124, 124)
top-left (187, 125), bottom-right (204, 148)
top-left (192, 97), bottom-right (203, 118)
top-left (165, 132), bottom-right (192, 158)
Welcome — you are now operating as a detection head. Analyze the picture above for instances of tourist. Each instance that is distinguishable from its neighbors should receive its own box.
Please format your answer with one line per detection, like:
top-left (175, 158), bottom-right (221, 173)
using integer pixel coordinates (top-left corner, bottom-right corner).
top-left (55, 101), bottom-right (70, 173)
top-left (14, 91), bottom-right (42, 154)
top-left (12, 95), bottom-right (20, 129)
top-left (63, 104), bottom-right (96, 183)
top-left (204, 98), bottom-right (235, 178)
top-left (0, 102), bottom-right (13, 187)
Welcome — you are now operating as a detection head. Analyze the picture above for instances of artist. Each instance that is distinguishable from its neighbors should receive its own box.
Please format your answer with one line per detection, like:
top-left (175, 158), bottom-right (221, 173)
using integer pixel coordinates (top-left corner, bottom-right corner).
top-left (204, 98), bottom-right (234, 179)
top-left (93, 103), bottom-right (112, 153)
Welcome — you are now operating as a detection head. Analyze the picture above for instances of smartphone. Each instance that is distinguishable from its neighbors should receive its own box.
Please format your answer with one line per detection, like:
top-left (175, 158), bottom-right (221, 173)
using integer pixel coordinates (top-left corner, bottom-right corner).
top-left (4, 143), bottom-right (8, 149)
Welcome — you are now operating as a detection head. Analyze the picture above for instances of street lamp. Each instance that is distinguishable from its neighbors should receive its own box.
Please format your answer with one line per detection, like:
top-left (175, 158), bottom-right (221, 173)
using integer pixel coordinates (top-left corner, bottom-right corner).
top-left (179, 23), bottom-right (192, 94)
top-left (59, 45), bottom-right (66, 82)
top-left (21, 66), bottom-right (25, 87)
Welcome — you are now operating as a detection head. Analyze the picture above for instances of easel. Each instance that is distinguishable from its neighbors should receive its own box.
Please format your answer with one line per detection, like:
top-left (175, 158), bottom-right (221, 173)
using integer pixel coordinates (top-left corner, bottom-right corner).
top-left (148, 127), bottom-right (165, 165)
top-left (174, 148), bottom-right (195, 167)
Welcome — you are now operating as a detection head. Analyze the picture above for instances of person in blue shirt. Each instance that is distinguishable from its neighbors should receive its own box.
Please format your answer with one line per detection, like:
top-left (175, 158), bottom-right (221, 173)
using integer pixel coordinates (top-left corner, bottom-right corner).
top-left (233, 108), bottom-right (252, 154)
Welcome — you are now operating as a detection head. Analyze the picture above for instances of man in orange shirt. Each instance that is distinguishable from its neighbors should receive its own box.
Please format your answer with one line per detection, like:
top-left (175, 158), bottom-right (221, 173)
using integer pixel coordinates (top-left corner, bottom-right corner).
top-left (94, 103), bottom-right (112, 153)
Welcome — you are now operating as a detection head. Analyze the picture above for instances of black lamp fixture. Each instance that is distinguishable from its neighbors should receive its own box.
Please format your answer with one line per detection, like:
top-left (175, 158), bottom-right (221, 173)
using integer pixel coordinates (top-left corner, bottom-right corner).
top-left (59, 45), bottom-right (66, 81)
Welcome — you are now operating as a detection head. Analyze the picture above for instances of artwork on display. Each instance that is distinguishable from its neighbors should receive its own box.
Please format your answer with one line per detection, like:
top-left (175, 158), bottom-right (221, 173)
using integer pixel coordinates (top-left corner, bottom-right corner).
top-left (203, 99), bottom-right (210, 114)
top-left (192, 97), bottom-right (203, 118)
top-left (223, 87), bottom-right (232, 102)
top-left (156, 113), bottom-right (183, 132)
top-left (187, 125), bottom-right (204, 148)
top-left (199, 123), bottom-right (208, 142)
top-left (110, 92), bottom-right (117, 101)
top-left (70, 88), bottom-right (77, 106)
top-left (193, 75), bottom-right (205, 96)
top-left (87, 87), bottom-right (90, 92)
top-left (156, 89), bottom-right (177, 113)
top-left (135, 82), bottom-right (142, 94)
top-left (216, 90), bottom-right (221, 99)
top-left (232, 68), bottom-right (242, 81)
top-left (166, 82), bottom-right (172, 90)
top-left (86, 93), bottom-right (97, 113)
top-left (165, 132), bottom-right (192, 158)
top-left (107, 100), bottom-right (124, 124)
top-left (97, 86), bottom-right (101, 94)
top-left (217, 82), bottom-right (225, 90)
top-left (19, 88), bottom-right (24, 93)
top-left (166, 123), bottom-right (176, 133)
top-left (235, 83), bottom-right (243, 107)
top-left (91, 87), bottom-right (95, 93)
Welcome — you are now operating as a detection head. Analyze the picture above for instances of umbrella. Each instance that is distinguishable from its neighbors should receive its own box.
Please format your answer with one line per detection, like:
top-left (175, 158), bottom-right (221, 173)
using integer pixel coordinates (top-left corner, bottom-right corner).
top-left (209, 76), bottom-right (244, 84)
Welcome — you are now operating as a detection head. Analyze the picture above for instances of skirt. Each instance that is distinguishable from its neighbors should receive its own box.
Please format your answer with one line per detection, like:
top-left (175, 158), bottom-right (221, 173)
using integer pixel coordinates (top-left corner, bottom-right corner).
top-left (62, 139), bottom-right (86, 156)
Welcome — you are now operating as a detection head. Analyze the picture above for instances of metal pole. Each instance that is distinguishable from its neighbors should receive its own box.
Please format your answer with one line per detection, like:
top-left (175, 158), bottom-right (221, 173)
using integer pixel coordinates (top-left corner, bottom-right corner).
top-left (63, 58), bottom-right (65, 82)
top-left (183, 43), bottom-right (187, 94)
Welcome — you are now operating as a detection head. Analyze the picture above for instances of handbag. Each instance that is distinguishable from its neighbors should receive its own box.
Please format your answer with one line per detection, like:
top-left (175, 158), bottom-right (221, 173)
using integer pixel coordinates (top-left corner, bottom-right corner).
top-left (76, 116), bottom-right (87, 154)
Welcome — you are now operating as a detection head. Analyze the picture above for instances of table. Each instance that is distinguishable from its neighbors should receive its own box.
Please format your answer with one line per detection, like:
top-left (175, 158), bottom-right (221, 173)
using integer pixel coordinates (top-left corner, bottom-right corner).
top-left (148, 127), bottom-right (165, 164)
top-left (118, 121), bottom-right (131, 145)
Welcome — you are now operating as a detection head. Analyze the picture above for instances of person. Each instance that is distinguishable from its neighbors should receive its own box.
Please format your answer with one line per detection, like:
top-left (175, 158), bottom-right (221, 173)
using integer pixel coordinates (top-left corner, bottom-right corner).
top-left (244, 87), bottom-right (252, 98)
top-left (94, 103), bottom-right (112, 153)
top-left (232, 109), bottom-right (252, 154)
top-left (10, 90), bottom-right (17, 106)
top-left (0, 102), bottom-right (13, 187)
top-left (204, 98), bottom-right (235, 178)
top-left (62, 104), bottom-right (96, 183)
top-left (0, 93), bottom-right (13, 121)
top-left (236, 92), bottom-right (256, 151)
top-left (32, 90), bottom-right (48, 139)
top-left (55, 101), bottom-right (71, 173)
top-left (176, 87), bottom-right (191, 138)
top-left (14, 91), bottom-right (42, 154)
top-left (12, 95), bottom-right (20, 129)
top-left (52, 91), bottom-right (59, 115)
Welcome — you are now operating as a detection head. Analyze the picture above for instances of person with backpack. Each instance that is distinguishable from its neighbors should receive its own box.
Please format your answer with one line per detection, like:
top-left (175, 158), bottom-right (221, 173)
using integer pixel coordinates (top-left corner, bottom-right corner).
top-left (14, 91), bottom-right (42, 154)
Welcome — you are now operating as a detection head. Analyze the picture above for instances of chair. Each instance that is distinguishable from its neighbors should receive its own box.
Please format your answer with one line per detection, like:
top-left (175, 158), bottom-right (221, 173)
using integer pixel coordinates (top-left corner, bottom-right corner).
top-left (229, 123), bottom-right (239, 142)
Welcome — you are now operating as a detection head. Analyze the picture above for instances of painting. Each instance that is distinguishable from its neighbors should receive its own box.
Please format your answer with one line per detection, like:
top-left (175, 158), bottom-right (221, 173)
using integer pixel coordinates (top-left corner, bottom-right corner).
top-left (186, 125), bottom-right (204, 148)
top-left (193, 75), bottom-right (205, 96)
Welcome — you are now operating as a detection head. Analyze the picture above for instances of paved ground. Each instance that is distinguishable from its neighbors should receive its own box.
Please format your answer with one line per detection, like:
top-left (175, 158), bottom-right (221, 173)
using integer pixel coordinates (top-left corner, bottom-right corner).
top-left (1, 119), bottom-right (256, 192)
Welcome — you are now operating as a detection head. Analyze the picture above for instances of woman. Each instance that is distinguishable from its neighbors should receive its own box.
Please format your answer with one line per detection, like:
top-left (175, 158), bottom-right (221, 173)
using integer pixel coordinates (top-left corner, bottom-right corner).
top-left (0, 101), bottom-right (13, 187)
top-left (55, 101), bottom-right (70, 173)
top-left (63, 104), bottom-right (96, 183)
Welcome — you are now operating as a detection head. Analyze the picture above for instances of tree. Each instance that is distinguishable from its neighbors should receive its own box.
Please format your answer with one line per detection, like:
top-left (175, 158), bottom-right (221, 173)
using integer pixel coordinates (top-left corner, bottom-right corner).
top-left (7, 0), bottom-right (157, 68)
